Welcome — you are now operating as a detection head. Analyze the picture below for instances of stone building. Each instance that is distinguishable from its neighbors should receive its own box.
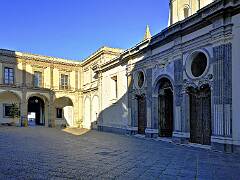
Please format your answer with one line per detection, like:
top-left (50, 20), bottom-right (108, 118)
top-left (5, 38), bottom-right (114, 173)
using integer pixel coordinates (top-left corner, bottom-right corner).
top-left (0, 47), bottom-right (121, 128)
top-left (0, 0), bottom-right (240, 153)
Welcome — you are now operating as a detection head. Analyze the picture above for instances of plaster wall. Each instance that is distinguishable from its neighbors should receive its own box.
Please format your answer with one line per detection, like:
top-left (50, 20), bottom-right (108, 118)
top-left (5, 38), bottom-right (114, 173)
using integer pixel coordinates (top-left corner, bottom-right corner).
top-left (182, 25), bottom-right (212, 43)
top-left (231, 14), bottom-right (240, 145)
top-left (100, 64), bottom-right (128, 129)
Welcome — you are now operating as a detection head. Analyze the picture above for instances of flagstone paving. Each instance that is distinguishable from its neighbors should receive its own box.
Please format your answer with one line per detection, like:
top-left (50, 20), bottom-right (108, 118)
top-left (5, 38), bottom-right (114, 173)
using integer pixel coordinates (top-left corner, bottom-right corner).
top-left (0, 127), bottom-right (239, 180)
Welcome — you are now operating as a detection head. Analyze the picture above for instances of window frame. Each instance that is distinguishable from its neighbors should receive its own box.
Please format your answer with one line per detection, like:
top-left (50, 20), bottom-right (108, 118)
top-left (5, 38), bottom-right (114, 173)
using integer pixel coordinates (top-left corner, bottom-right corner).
top-left (3, 104), bottom-right (13, 118)
top-left (3, 67), bottom-right (14, 85)
top-left (56, 108), bottom-right (63, 119)
top-left (59, 74), bottom-right (69, 90)
top-left (111, 75), bottom-right (118, 99)
top-left (183, 7), bottom-right (189, 19)
top-left (33, 71), bottom-right (43, 88)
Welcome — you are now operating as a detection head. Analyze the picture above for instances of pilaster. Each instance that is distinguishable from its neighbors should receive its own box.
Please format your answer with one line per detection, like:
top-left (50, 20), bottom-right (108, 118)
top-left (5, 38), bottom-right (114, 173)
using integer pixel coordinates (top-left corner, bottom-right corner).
top-left (212, 43), bottom-right (232, 138)
top-left (50, 64), bottom-right (54, 89)
top-left (20, 89), bottom-right (27, 126)
top-left (48, 92), bottom-right (55, 127)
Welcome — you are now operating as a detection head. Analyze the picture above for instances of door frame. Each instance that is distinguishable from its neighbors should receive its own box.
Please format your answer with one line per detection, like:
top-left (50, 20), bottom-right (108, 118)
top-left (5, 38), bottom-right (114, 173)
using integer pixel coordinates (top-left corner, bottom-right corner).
top-left (188, 85), bottom-right (212, 145)
top-left (137, 95), bottom-right (147, 134)
top-left (158, 78), bottom-right (174, 137)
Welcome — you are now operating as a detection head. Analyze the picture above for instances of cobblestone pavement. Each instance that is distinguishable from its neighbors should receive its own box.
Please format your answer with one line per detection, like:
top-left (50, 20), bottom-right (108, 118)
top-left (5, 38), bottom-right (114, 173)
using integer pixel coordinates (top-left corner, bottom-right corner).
top-left (0, 127), bottom-right (240, 180)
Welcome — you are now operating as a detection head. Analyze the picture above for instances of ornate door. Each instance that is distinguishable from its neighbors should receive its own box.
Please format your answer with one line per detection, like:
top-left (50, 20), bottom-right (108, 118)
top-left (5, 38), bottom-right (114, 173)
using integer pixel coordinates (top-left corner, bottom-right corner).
top-left (159, 86), bottom-right (173, 137)
top-left (137, 95), bottom-right (146, 134)
top-left (189, 86), bottom-right (211, 145)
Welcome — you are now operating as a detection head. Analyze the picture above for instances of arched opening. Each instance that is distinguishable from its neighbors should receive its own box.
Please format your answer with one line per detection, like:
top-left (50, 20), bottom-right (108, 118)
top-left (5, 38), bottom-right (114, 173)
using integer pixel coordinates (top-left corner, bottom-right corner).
top-left (137, 95), bottom-right (147, 134)
top-left (137, 71), bottom-right (145, 88)
top-left (184, 7), bottom-right (189, 18)
top-left (83, 97), bottom-right (91, 129)
top-left (54, 97), bottom-right (74, 127)
top-left (91, 96), bottom-right (99, 129)
top-left (28, 96), bottom-right (45, 126)
top-left (158, 78), bottom-right (173, 137)
top-left (188, 84), bottom-right (211, 145)
top-left (0, 91), bottom-right (21, 124)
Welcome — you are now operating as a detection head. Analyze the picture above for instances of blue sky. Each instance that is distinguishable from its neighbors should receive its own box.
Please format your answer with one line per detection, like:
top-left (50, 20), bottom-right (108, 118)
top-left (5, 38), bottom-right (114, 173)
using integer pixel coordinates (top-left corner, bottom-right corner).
top-left (0, 0), bottom-right (169, 60)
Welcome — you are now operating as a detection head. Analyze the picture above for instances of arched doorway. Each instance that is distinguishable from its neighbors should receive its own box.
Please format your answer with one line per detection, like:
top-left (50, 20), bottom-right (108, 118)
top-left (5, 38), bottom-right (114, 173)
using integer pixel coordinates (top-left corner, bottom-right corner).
top-left (137, 95), bottom-right (146, 134)
top-left (158, 78), bottom-right (173, 137)
top-left (0, 91), bottom-right (21, 124)
top-left (188, 84), bottom-right (211, 145)
top-left (28, 96), bottom-right (45, 126)
top-left (54, 97), bottom-right (74, 127)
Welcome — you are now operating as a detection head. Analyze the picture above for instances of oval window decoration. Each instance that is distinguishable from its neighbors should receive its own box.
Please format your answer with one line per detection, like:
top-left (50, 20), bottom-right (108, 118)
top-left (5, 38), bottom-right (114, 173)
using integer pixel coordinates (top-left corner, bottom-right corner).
top-left (137, 71), bottom-right (145, 88)
top-left (191, 52), bottom-right (208, 78)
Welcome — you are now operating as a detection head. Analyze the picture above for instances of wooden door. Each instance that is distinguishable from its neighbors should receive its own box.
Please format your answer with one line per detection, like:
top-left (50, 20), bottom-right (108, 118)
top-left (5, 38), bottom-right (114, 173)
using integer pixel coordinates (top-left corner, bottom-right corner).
top-left (137, 96), bottom-right (146, 134)
top-left (190, 86), bottom-right (211, 145)
top-left (159, 88), bottom-right (173, 137)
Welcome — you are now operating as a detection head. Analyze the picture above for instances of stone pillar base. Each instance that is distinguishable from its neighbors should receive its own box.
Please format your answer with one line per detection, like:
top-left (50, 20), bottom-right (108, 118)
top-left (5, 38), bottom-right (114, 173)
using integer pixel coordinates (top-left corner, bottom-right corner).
top-left (211, 136), bottom-right (240, 154)
top-left (211, 142), bottom-right (234, 153)
top-left (172, 131), bottom-right (190, 144)
top-left (126, 127), bottom-right (138, 135)
top-left (145, 128), bottom-right (158, 138)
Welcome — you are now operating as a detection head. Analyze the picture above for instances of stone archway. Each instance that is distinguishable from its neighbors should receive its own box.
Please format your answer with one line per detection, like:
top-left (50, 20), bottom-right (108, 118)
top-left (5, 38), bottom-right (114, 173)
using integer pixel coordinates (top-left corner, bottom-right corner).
top-left (54, 97), bottom-right (74, 127)
top-left (0, 91), bottom-right (21, 125)
top-left (188, 84), bottom-right (211, 145)
top-left (28, 96), bottom-right (45, 126)
top-left (158, 78), bottom-right (174, 137)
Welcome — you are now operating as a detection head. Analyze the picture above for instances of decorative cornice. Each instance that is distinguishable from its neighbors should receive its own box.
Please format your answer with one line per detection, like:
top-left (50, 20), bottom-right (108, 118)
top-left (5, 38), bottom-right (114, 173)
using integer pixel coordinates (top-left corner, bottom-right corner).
top-left (81, 46), bottom-right (123, 66)
top-left (0, 49), bottom-right (81, 67)
top-left (182, 74), bottom-right (214, 93)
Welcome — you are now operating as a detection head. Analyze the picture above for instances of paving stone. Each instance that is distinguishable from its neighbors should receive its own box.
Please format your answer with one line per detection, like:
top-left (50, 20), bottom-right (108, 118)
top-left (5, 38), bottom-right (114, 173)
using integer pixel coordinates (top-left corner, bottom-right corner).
top-left (0, 127), bottom-right (239, 179)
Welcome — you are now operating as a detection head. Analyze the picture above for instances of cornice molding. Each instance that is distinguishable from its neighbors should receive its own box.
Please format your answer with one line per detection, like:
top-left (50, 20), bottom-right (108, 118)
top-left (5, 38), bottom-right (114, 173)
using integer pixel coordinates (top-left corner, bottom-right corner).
top-left (0, 49), bottom-right (82, 67)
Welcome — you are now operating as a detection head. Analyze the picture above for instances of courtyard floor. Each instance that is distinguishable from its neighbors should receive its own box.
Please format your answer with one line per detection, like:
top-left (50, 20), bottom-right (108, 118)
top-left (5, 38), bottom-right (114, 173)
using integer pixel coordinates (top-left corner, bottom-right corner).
top-left (0, 127), bottom-right (240, 180)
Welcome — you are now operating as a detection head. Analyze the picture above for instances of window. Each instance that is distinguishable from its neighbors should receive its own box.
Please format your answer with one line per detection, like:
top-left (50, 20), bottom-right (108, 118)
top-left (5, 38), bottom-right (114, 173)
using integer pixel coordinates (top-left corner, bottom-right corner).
top-left (137, 71), bottom-right (145, 88)
top-left (184, 7), bottom-right (189, 19)
top-left (3, 104), bottom-right (13, 117)
top-left (4, 67), bottom-right (14, 85)
top-left (60, 74), bottom-right (69, 90)
top-left (56, 108), bottom-right (63, 118)
top-left (198, 0), bottom-right (201, 9)
top-left (33, 71), bottom-right (42, 87)
top-left (111, 76), bottom-right (118, 99)
top-left (191, 52), bottom-right (208, 78)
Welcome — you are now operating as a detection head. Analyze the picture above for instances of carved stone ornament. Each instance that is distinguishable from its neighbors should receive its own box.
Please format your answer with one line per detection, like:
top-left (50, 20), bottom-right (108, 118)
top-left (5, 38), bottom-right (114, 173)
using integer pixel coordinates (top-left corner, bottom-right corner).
top-left (134, 88), bottom-right (145, 97)
top-left (182, 74), bottom-right (213, 93)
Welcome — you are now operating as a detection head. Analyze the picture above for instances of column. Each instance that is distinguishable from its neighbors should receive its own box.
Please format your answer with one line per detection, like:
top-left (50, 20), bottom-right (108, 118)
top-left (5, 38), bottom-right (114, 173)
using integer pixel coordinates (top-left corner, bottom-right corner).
top-left (48, 92), bottom-right (55, 127)
top-left (20, 90), bottom-right (28, 126)
top-left (50, 64), bottom-right (54, 89)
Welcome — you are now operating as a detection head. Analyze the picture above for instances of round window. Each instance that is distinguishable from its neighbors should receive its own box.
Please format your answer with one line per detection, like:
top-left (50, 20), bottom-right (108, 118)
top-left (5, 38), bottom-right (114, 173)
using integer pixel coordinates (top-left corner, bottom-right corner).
top-left (191, 52), bottom-right (208, 78)
top-left (137, 71), bottom-right (145, 88)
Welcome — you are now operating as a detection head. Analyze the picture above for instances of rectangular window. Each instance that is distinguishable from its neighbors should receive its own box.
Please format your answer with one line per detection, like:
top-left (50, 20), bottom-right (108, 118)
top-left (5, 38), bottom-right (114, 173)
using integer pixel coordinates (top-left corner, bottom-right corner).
top-left (33, 71), bottom-right (42, 87)
top-left (3, 104), bottom-right (12, 117)
top-left (111, 76), bottom-right (118, 99)
top-left (4, 67), bottom-right (14, 85)
top-left (60, 74), bottom-right (69, 90)
top-left (56, 108), bottom-right (63, 118)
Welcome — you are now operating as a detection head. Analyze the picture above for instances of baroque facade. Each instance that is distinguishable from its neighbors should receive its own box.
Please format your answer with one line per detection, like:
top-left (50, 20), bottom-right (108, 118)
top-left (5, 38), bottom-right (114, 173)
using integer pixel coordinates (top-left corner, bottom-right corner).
top-left (1, 0), bottom-right (240, 153)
